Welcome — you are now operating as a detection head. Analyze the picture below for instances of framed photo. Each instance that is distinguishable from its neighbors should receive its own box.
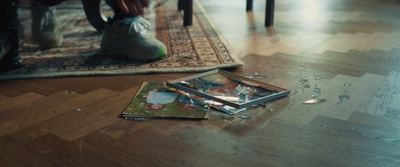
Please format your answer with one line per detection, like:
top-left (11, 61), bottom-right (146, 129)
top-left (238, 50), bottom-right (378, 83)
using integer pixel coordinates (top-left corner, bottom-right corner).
top-left (166, 70), bottom-right (290, 109)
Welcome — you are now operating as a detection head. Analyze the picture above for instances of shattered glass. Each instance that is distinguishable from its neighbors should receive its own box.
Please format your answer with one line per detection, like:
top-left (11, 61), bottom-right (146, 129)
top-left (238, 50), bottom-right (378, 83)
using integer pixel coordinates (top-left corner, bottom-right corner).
top-left (337, 95), bottom-right (350, 104)
top-left (240, 115), bottom-right (252, 119)
top-left (298, 79), bottom-right (308, 84)
top-left (311, 91), bottom-right (321, 98)
top-left (244, 72), bottom-right (267, 79)
top-left (313, 87), bottom-right (321, 92)
top-left (212, 105), bottom-right (248, 114)
top-left (65, 90), bottom-right (76, 94)
top-left (167, 70), bottom-right (290, 114)
top-left (303, 99), bottom-right (326, 104)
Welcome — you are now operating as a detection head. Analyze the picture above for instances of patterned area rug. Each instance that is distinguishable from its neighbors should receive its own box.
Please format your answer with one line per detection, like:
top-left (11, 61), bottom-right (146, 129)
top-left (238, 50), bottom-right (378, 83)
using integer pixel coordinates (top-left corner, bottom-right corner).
top-left (0, 0), bottom-right (241, 80)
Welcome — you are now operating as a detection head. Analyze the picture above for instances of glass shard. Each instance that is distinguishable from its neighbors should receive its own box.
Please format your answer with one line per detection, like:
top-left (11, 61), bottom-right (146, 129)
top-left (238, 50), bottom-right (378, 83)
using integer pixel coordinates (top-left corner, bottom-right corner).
top-left (303, 98), bottom-right (326, 104)
top-left (337, 95), bottom-right (350, 104)
top-left (240, 115), bottom-right (252, 119)
top-left (311, 91), bottom-right (321, 98)
top-left (244, 74), bottom-right (267, 79)
top-left (313, 87), bottom-right (321, 92)
top-left (65, 90), bottom-right (76, 94)
top-left (298, 79), bottom-right (308, 84)
top-left (213, 105), bottom-right (247, 114)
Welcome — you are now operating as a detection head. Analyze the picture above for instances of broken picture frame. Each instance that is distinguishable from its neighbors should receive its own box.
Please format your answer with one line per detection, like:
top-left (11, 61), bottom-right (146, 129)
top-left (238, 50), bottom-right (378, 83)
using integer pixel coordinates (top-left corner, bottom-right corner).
top-left (166, 70), bottom-right (290, 109)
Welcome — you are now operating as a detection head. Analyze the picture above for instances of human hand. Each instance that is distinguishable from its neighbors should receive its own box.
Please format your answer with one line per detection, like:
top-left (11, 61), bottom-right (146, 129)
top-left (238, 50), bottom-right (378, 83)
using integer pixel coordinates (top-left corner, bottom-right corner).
top-left (115, 0), bottom-right (149, 17)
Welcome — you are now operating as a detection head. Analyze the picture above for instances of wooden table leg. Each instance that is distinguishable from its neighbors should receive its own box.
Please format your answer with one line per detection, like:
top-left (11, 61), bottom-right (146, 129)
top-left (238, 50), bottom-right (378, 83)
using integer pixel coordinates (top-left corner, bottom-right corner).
top-left (265, 0), bottom-right (275, 27)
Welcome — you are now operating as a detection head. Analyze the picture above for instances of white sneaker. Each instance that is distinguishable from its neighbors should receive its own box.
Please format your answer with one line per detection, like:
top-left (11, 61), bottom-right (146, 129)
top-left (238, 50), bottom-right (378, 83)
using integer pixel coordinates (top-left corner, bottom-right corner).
top-left (30, 0), bottom-right (63, 49)
top-left (101, 16), bottom-right (167, 61)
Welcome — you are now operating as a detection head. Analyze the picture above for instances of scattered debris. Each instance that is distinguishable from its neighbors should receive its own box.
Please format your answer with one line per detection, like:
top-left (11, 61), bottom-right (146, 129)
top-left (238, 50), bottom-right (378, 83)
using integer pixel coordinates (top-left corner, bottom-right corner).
top-left (260, 102), bottom-right (267, 108)
top-left (133, 117), bottom-right (156, 121)
top-left (240, 115), bottom-right (252, 119)
top-left (79, 138), bottom-right (84, 157)
top-left (221, 115), bottom-right (236, 119)
top-left (311, 91), bottom-right (321, 98)
top-left (344, 83), bottom-right (351, 87)
top-left (303, 99), bottom-right (326, 104)
top-left (315, 76), bottom-right (325, 80)
top-left (76, 107), bottom-right (83, 111)
top-left (298, 79), bottom-right (308, 84)
top-left (313, 87), bottom-right (321, 92)
top-left (243, 72), bottom-right (267, 79)
top-left (167, 69), bottom-right (289, 111)
top-left (65, 90), bottom-right (76, 94)
top-left (337, 95), bottom-right (350, 104)
top-left (212, 105), bottom-right (248, 115)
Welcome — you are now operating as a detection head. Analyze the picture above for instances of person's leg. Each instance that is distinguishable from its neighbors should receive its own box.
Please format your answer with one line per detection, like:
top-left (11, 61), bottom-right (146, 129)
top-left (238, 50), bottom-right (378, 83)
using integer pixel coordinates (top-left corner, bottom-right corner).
top-left (0, 0), bottom-right (23, 70)
top-left (101, 0), bottom-right (167, 61)
top-left (30, 0), bottom-right (65, 49)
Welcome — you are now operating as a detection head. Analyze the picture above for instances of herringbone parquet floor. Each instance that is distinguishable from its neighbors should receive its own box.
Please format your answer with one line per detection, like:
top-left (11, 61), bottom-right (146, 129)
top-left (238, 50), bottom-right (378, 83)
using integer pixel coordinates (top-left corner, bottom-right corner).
top-left (1, 0), bottom-right (400, 166)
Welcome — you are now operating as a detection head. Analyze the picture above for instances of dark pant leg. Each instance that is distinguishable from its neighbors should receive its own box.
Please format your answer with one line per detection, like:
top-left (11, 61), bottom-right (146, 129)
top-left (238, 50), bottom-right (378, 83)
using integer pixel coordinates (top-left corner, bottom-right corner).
top-left (0, 0), bottom-right (20, 32)
top-left (0, 0), bottom-right (23, 70)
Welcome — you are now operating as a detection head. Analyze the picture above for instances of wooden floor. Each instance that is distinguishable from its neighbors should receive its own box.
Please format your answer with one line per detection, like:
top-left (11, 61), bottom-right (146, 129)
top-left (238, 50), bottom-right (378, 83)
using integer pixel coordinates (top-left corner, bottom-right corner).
top-left (2, 0), bottom-right (400, 166)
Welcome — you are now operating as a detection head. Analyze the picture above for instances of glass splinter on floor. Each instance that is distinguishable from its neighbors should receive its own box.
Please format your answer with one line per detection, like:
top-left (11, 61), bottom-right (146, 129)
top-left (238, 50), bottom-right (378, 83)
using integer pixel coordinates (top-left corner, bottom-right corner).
top-left (315, 76), bottom-right (324, 80)
top-left (344, 83), bottom-right (351, 87)
top-left (298, 79), bottom-right (308, 84)
top-left (65, 90), bottom-right (76, 94)
top-left (133, 117), bottom-right (155, 121)
top-left (313, 87), bottom-right (321, 92)
top-left (303, 98), bottom-right (326, 104)
top-left (337, 95), bottom-right (350, 104)
top-left (311, 91), bottom-right (321, 98)
top-left (240, 115), bottom-right (252, 119)
top-left (243, 72), bottom-right (267, 79)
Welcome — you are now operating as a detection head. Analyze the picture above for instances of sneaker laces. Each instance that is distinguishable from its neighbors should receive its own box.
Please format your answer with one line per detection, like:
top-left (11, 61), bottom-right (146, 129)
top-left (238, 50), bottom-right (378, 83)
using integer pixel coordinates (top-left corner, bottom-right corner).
top-left (124, 16), bottom-right (151, 35)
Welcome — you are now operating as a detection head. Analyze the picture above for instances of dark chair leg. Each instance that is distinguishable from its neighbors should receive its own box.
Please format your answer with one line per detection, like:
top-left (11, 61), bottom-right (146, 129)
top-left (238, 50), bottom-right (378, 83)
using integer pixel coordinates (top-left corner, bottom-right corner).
top-left (183, 0), bottom-right (193, 26)
top-left (178, 0), bottom-right (184, 11)
top-left (265, 0), bottom-right (275, 27)
top-left (246, 0), bottom-right (253, 11)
